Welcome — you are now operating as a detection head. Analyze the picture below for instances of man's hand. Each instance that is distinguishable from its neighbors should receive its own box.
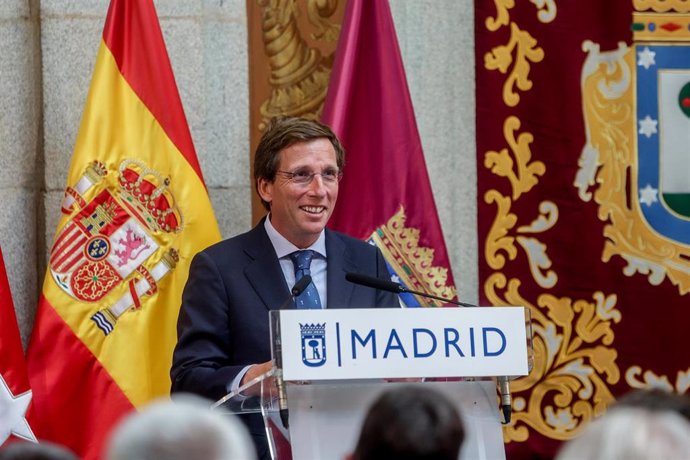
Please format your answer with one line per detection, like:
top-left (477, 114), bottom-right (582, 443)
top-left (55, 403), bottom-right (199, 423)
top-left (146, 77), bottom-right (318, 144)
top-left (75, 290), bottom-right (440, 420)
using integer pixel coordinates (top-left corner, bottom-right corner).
top-left (241, 360), bottom-right (273, 386)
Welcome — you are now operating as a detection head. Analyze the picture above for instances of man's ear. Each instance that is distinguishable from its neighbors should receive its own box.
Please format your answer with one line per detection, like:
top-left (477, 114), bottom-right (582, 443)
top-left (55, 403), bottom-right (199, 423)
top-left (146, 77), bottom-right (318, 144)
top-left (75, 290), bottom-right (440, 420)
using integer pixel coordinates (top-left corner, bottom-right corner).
top-left (257, 177), bottom-right (273, 205)
top-left (343, 453), bottom-right (354, 460)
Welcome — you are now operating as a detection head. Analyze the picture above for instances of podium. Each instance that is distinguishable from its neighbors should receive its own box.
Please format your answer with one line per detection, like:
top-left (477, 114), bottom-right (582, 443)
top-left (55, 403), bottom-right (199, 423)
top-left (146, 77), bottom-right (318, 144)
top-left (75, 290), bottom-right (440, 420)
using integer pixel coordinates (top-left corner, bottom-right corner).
top-left (214, 307), bottom-right (532, 460)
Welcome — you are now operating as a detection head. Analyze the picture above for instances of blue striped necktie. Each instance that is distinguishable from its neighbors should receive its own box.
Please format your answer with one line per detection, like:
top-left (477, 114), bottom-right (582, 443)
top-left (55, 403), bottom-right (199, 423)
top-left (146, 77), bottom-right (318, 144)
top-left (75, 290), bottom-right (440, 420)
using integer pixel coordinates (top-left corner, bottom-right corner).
top-left (289, 250), bottom-right (322, 309)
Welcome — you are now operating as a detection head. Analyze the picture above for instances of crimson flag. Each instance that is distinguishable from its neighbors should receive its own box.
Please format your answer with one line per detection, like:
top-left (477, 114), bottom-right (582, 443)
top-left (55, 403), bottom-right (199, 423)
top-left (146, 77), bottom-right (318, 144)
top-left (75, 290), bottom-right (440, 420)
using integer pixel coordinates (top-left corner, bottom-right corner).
top-left (322, 0), bottom-right (457, 306)
top-left (0, 246), bottom-right (36, 446)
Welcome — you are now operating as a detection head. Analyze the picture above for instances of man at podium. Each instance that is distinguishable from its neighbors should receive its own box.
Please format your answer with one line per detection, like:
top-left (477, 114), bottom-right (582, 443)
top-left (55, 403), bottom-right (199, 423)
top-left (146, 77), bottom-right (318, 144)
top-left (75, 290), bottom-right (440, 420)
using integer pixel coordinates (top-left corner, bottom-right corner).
top-left (170, 116), bottom-right (399, 459)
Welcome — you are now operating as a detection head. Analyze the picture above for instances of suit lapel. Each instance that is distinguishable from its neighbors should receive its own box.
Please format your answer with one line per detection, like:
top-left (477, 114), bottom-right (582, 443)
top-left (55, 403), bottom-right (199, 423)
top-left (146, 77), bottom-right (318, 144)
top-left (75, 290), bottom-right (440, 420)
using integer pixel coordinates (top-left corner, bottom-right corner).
top-left (326, 230), bottom-right (357, 308)
top-left (242, 225), bottom-right (359, 310)
top-left (243, 222), bottom-right (292, 311)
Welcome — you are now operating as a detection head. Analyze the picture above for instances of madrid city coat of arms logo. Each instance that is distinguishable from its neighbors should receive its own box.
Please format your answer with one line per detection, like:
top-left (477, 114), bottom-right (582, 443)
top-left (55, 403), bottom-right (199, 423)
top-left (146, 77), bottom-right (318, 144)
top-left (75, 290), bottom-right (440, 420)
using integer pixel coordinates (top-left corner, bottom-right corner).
top-left (300, 323), bottom-right (327, 367)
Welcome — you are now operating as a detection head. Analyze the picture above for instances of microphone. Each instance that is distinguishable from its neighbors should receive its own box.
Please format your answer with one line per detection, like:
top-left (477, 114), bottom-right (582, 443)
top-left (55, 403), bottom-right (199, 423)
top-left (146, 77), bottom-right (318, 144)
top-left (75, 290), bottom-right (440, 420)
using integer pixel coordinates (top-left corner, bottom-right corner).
top-left (292, 274), bottom-right (313, 297)
top-left (498, 377), bottom-right (511, 424)
top-left (274, 274), bottom-right (313, 429)
top-left (344, 272), bottom-right (477, 308)
top-left (278, 275), bottom-right (313, 310)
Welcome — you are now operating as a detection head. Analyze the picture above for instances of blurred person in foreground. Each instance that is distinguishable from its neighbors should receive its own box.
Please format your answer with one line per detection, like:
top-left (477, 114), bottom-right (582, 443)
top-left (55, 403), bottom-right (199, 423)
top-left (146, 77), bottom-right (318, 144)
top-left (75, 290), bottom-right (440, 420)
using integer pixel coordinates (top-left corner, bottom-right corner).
top-left (348, 385), bottom-right (465, 460)
top-left (615, 387), bottom-right (690, 422)
top-left (0, 441), bottom-right (77, 460)
top-left (105, 394), bottom-right (256, 460)
top-left (556, 405), bottom-right (690, 460)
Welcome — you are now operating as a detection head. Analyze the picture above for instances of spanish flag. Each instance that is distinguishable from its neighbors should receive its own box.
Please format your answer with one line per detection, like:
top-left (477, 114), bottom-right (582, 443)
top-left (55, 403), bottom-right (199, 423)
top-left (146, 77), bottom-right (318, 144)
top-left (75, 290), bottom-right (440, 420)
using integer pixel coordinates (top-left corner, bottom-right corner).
top-left (26, 1), bottom-right (220, 458)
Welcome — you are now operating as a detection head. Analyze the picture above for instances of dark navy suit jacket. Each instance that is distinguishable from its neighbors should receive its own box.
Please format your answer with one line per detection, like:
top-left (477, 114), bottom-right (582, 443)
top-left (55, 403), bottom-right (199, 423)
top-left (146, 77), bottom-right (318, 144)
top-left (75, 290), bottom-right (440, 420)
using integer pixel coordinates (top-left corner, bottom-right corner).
top-left (170, 220), bottom-right (399, 457)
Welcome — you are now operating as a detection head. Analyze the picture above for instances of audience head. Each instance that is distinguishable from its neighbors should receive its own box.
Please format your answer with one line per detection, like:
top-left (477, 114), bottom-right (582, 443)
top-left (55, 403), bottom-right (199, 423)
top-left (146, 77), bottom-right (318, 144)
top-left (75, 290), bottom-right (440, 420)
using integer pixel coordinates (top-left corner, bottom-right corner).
top-left (105, 393), bottom-right (256, 460)
top-left (615, 387), bottom-right (690, 422)
top-left (0, 441), bottom-right (77, 460)
top-left (350, 385), bottom-right (465, 460)
top-left (556, 406), bottom-right (690, 460)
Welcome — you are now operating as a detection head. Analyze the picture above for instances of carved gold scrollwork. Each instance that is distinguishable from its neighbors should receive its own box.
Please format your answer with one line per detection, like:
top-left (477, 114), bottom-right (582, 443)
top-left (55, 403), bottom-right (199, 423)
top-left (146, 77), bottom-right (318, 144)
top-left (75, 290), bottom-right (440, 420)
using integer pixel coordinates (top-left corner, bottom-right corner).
top-left (257, 0), bottom-right (338, 127)
top-left (307, 0), bottom-right (341, 41)
top-left (626, 366), bottom-right (690, 394)
top-left (484, 24), bottom-right (544, 107)
top-left (484, 190), bottom-right (518, 270)
top-left (517, 201), bottom-right (558, 233)
top-left (485, 274), bottom-right (619, 441)
top-left (530, 0), bottom-right (557, 23)
top-left (516, 236), bottom-right (556, 288)
top-left (487, 0), bottom-right (557, 31)
top-left (484, 116), bottom-right (545, 200)
top-left (484, 192), bottom-right (556, 288)
top-left (486, 0), bottom-right (515, 32)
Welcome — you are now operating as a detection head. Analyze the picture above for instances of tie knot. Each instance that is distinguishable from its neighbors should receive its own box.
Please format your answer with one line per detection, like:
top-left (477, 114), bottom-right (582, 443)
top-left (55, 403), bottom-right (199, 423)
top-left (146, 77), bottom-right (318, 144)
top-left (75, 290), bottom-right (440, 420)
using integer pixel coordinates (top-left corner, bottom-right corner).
top-left (290, 250), bottom-right (314, 271)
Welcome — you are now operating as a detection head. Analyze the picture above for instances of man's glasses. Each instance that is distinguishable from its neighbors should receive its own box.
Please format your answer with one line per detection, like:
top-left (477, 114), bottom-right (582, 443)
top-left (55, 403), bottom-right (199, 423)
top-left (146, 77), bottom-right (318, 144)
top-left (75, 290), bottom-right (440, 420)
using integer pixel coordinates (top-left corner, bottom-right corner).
top-left (276, 169), bottom-right (343, 186)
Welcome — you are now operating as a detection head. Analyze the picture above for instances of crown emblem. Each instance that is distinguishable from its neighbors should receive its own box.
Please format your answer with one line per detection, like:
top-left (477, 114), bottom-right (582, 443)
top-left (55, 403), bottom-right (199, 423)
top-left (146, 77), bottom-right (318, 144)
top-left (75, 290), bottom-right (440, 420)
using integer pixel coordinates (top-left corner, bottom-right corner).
top-left (300, 323), bottom-right (326, 336)
top-left (118, 159), bottom-right (182, 233)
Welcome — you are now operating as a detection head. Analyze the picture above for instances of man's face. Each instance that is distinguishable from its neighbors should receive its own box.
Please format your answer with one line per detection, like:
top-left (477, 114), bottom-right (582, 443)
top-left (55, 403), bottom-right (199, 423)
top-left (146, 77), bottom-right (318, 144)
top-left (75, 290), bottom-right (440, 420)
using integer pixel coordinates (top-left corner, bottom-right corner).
top-left (258, 138), bottom-right (340, 248)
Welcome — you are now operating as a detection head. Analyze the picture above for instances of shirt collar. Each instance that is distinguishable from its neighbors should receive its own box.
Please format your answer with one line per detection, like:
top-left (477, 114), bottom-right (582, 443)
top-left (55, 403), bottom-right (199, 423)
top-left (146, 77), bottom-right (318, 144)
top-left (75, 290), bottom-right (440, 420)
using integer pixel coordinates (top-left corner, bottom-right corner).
top-left (264, 214), bottom-right (327, 259)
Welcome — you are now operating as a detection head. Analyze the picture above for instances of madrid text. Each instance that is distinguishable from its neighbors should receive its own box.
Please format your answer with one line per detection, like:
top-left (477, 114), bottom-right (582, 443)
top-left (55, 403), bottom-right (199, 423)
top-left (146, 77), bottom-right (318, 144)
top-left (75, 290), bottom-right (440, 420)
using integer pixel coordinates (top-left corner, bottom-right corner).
top-left (349, 327), bottom-right (507, 360)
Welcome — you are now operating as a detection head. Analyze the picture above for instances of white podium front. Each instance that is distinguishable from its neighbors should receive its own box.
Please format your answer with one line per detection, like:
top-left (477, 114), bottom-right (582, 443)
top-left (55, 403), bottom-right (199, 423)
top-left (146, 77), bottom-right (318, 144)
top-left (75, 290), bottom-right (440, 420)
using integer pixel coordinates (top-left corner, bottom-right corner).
top-left (214, 307), bottom-right (532, 460)
top-left (287, 379), bottom-right (505, 460)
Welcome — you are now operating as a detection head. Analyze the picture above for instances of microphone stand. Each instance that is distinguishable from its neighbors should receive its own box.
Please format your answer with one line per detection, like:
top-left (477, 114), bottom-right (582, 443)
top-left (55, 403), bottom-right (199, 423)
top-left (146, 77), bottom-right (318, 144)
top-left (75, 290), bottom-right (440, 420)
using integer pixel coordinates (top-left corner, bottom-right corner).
top-left (274, 275), bottom-right (312, 429)
top-left (273, 318), bottom-right (289, 429)
top-left (498, 377), bottom-right (511, 424)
